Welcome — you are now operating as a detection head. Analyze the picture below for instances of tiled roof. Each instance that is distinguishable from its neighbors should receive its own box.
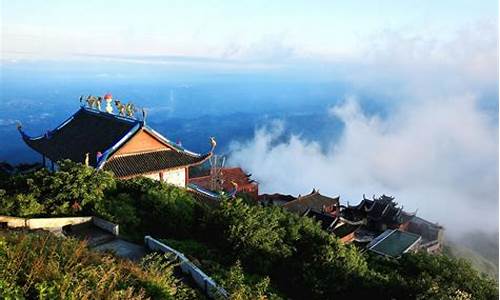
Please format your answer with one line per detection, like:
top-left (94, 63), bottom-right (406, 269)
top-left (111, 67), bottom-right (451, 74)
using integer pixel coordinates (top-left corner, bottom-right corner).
top-left (343, 195), bottom-right (410, 226)
top-left (103, 150), bottom-right (210, 178)
top-left (258, 193), bottom-right (296, 203)
top-left (189, 167), bottom-right (258, 193)
top-left (20, 107), bottom-right (212, 178)
top-left (367, 229), bottom-right (421, 258)
top-left (407, 216), bottom-right (443, 243)
top-left (366, 195), bottom-right (400, 222)
top-left (283, 190), bottom-right (339, 215)
top-left (21, 108), bottom-right (139, 167)
top-left (187, 183), bottom-right (221, 208)
top-left (304, 209), bottom-right (337, 231)
top-left (332, 223), bottom-right (360, 238)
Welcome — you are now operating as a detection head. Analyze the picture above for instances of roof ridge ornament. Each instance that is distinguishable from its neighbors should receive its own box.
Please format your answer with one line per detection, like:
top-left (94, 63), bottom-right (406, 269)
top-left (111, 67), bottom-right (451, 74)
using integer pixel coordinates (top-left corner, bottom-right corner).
top-left (104, 93), bottom-right (113, 113)
top-left (142, 108), bottom-right (147, 125)
top-left (115, 100), bottom-right (126, 116)
top-left (125, 102), bottom-right (137, 117)
top-left (210, 137), bottom-right (217, 153)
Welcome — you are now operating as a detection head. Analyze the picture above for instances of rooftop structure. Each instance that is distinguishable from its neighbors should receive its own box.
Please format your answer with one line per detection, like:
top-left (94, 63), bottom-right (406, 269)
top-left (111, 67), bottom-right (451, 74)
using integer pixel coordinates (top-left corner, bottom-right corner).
top-left (303, 209), bottom-right (337, 231)
top-left (189, 167), bottom-right (258, 199)
top-left (18, 97), bottom-right (213, 187)
top-left (283, 189), bottom-right (340, 216)
top-left (258, 193), bottom-right (296, 206)
top-left (367, 229), bottom-right (421, 258)
top-left (406, 216), bottom-right (444, 253)
top-left (342, 195), bottom-right (415, 231)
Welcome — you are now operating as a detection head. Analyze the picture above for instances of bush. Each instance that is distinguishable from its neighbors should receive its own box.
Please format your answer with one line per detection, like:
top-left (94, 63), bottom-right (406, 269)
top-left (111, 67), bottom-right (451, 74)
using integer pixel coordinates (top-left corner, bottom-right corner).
top-left (0, 160), bottom-right (115, 217)
top-left (367, 252), bottom-right (499, 299)
top-left (110, 177), bottom-right (199, 239)
top-left (217, 261), bottom-right (279, 300)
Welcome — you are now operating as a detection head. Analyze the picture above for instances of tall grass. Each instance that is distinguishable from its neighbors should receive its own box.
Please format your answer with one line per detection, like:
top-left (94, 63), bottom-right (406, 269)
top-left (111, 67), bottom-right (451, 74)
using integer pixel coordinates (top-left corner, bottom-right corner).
top-left (0, 230), bottom-right (204, 299)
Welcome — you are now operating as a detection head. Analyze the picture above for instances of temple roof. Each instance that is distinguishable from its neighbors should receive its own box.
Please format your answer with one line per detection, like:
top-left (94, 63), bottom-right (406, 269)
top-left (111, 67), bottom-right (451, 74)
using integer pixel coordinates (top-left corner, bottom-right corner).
top-left (332, 223), bottom-right (360, 239)
top-left (19, 107), bottom-right (211, 175)
top-left (258, 193), bottom-right (296, 204)
top-left (189, 167), bottom-right (257, 193)
top-left (20, 108), bottom-right (139, 167)
top-left (343, 195), bottom-right (414, 225)
top-left (367, 229), bottom-right (421, 258)
top-left (304, 209), bottom-right (337, 231)
top-left (283, 189), bottom-right (339, 215)
top-left (366, 195), bottom-right (401, 222)
top-left (103, 150), bottom-right (210, 178)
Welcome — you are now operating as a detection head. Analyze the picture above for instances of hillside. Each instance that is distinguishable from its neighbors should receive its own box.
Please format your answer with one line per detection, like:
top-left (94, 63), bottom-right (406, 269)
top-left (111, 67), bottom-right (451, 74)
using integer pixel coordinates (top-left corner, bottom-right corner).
top-left (0, 161), bottom-right (498, 299)
top-left (0, 230), bottom-right (203, 299)
top-left (446, 243), bottom-right (498, 280)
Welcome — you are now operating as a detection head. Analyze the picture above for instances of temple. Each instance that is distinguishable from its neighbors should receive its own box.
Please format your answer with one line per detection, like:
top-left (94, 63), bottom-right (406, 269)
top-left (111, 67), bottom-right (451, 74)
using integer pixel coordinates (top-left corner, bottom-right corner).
top-left (332, 194), bottom-right (444, 254)
top-left (282, 189), bottom-right (340, 216)
top-left (189, 167), bottom-right (259, 199)
top-left (18, 94), bottom-right (213, 187)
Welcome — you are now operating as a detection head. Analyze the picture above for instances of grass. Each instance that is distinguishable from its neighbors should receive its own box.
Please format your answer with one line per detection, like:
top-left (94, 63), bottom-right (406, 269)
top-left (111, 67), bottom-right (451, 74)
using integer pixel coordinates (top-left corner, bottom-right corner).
top-left (0, 229), bottom-right (205, 300)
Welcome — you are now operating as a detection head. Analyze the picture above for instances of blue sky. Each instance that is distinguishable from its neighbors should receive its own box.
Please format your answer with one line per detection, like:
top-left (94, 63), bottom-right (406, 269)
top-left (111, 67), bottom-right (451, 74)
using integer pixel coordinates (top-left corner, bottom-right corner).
top-left (2, 0), bottom-right (497, 61)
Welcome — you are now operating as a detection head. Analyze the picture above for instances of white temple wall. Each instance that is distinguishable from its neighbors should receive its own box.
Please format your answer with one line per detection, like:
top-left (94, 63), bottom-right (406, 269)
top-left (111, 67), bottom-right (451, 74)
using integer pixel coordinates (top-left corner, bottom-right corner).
top-left (144, 173), bottom-right (161, 181)
top-left (143, 168), bottom-right (186, 187)
top-left (164, 168), bottom-right (186, 187)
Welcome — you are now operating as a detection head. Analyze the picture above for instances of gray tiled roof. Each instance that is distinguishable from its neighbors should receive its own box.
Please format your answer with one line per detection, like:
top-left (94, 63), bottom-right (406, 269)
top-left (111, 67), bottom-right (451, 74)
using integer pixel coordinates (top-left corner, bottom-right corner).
top-left (103, 150), bottom-right (210, 178)
top-left (21, 108), bottom-right (138, 166)
top-left (283, 190), bottom-right (339, 215)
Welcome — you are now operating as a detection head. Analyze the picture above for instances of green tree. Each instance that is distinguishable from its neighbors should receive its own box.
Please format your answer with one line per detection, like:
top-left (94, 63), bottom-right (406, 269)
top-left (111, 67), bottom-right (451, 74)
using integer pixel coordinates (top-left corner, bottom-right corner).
top-left (218, 261), bottom-right (279, 300)
top-left (205, 198), bottom-right (371, 299)
top-left (368, 252), bottom-right (499, 300)
top-left (112, 177), bottom-right (199, 239)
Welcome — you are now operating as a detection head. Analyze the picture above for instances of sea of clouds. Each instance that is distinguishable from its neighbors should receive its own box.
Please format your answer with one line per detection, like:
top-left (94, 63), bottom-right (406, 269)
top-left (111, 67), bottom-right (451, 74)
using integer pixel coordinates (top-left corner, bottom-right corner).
top-left (228, 22), bottom-right (499, 238)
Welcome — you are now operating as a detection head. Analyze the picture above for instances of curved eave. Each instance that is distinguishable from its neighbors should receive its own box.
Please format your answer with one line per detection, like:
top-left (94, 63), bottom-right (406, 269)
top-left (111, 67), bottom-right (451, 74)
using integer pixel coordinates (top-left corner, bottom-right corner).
top-left (18, 128), bottom-right (55, 162)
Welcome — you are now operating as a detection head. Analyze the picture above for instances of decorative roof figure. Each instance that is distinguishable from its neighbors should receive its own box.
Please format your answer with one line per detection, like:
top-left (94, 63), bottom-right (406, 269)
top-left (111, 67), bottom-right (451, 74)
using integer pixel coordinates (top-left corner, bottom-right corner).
top-left (210, 137), bottom-right (217, 153)
top-left (142, 108), bottom-right (147, 125)
top-left (115, 100), bottom-right (126, 116)
top-left (125, 102), bottom-right (136, 117)
top-left (104, 93), bottom-right (113, 113)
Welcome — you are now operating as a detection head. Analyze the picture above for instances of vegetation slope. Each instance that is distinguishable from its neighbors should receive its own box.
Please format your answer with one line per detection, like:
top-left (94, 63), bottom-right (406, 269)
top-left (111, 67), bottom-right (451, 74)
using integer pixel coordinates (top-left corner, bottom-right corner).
top-left (0, 161), bottom-right (497, 299)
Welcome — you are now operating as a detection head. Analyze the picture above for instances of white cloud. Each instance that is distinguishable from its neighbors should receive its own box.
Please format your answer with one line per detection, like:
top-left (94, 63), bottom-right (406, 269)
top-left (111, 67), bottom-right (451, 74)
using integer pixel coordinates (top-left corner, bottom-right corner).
top-left (229, 95), bottom-right (498, 237)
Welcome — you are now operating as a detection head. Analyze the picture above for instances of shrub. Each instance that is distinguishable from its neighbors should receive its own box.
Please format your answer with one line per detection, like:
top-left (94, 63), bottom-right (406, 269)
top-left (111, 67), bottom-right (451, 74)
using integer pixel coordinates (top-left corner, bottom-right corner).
top-left (112, 177), bottom-right (199, 239)
top-left (216, 261), bottom-right (279, 300)
top-left (0, 160), bottom-right (115, 217)
top-left (367, 252), bottom-right (499, 300)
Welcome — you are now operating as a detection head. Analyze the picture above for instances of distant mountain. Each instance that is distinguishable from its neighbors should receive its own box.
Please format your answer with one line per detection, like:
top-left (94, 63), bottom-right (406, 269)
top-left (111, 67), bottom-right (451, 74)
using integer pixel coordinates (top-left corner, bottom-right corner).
top-left (445, 231), bottom-right (499, 279)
